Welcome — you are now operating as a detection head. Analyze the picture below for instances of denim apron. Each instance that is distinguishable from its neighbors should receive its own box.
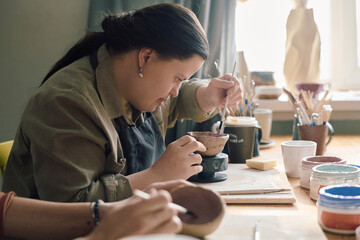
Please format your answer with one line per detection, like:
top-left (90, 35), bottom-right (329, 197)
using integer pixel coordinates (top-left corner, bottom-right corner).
top-left (90, 50), bottom-right (166, 174)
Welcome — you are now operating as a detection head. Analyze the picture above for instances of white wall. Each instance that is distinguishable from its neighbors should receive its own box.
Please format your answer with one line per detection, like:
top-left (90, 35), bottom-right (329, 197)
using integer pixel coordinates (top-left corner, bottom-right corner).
top-left (0, 0), bottom-right (90, 142)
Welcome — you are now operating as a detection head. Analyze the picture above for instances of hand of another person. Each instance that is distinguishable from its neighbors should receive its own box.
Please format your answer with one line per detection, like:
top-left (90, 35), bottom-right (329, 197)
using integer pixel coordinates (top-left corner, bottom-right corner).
top-left (86, 189), bottom-right (181, 240)
top-left (150, 135), bottom-right (206, 180)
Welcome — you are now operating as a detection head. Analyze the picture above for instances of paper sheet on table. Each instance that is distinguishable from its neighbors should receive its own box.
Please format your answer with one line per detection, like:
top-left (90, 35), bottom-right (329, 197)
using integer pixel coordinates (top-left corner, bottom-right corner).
top-left (206, 215), bottom-right (327, 240)
top-left (195, 164), bottom-right (296, 204)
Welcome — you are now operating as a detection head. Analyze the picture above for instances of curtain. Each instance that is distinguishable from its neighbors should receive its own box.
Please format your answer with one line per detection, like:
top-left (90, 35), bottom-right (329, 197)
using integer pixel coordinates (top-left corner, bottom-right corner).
top-left (88, 0), bottom-right (237, 144)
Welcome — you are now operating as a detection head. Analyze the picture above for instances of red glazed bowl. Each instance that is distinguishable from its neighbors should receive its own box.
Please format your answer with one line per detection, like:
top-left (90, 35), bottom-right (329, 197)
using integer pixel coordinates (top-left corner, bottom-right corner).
top-left (295, 83), bottom-right (325, 98)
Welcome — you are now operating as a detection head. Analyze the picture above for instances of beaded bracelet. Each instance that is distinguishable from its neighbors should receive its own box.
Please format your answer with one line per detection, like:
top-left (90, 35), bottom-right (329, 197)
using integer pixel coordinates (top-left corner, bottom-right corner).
top-left (90, 199), bottom-right (103, 225)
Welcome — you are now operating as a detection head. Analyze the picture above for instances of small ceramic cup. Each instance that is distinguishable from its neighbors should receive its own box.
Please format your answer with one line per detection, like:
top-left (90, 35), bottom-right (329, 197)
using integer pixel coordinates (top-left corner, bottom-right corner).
top-left (187, 131), bottom-right (229, 157)
top-left (254, 108), bottom-right (272, 141)
top-left (281, 140), bottom-right (317, 178)
top-left (171, 185), bottom-right (226, 238)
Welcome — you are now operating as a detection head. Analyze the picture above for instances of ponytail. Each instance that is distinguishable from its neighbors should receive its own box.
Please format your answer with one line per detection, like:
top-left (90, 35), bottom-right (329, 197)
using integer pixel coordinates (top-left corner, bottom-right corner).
top-left (41, 32), bottom-right (105, 85)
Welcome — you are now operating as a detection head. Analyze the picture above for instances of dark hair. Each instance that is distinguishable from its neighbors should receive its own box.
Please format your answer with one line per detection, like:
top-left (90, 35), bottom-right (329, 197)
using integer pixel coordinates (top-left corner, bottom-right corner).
top-left (42, 3), bottom-right (209, 84)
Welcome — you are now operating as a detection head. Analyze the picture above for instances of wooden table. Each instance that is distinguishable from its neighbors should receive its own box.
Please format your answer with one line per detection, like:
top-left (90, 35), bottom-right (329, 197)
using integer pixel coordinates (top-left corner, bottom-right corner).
top-left (225, 135), bottom-right (359, 240)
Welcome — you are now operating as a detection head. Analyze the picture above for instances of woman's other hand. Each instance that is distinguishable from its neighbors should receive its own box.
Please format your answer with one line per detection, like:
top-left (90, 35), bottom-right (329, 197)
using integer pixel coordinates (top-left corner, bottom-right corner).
top-left (87, 189), bottom-right (181, 240)
top-left (150, 135), bottom-right (205, 180)
top-left (196, 73), bottom-right (242, 113)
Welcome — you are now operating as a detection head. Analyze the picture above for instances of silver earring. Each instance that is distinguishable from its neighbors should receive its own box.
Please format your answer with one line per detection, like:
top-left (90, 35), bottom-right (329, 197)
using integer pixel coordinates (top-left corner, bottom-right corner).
top-left (138, 68), bottom-right (143, 78)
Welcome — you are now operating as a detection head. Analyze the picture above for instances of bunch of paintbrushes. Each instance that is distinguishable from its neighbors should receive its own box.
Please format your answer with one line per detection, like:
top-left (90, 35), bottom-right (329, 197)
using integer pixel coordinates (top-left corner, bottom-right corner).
top-left (219, 76), bottom-right (258, 118)
top-left (232, 74), bottom-right (258, 117)
top-left (212, 61), bottom-right (258, 133)
top-left (283, 88), bottom-right (332, 126)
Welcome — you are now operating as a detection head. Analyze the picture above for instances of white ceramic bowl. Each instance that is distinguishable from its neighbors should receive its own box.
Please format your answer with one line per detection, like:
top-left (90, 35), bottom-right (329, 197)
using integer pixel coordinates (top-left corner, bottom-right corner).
top-left (255, 86), bottom-right (282, 99)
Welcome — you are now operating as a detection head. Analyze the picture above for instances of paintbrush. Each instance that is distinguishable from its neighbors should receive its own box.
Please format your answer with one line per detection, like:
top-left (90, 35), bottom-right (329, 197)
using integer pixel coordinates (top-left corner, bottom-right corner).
top-left (214, 60), bottom-right (221, 77)
top-left (295, 101), bottom-right (311, 125)
top-left (322, 105), bottom-right (332, 125)
top-left (133, 189), bottom-right (195, 216)
top-left (283, 88), bottom-right (297, 108)
top-left (218, 188), bottom-right (291, 195)
top-left (315, 90), bottom-right (329, 113)
top-left (300, 90), bottom-right (313, 115)
top-left (254, 221), bottom-right (260, 240)
top-left (219, 62), bottom-right (237, 134)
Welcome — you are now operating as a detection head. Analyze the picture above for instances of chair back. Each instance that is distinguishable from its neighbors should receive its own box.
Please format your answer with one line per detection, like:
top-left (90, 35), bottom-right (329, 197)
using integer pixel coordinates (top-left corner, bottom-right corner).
top-left (0, 140), bottom-right (14, 179)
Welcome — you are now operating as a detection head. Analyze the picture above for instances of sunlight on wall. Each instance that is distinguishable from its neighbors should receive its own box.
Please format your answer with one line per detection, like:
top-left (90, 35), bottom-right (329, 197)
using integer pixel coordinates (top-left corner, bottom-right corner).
top-left (235, 0), bottom-right (330, 86)
top-left (357, 1), bottom-right (360, 68)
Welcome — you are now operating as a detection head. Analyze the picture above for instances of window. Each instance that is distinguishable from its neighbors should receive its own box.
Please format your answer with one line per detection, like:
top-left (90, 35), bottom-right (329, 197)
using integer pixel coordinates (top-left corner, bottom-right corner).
top-left (358, 1), bottom-right (360, 68)
top-left (235, 0), bottom-right (360, 90)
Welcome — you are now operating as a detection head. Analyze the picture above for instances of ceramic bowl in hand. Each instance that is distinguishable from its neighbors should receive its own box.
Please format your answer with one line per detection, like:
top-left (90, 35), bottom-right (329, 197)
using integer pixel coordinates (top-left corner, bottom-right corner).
top-left (187, 131), bottom-right (229, 157)
top-left (171, 185), bottom-right (225, 238)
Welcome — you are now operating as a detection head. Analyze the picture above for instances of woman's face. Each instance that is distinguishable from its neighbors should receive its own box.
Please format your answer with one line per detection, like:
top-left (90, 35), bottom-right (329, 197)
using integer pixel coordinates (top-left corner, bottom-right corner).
top-left (129, 50), bottom-right (204, 112)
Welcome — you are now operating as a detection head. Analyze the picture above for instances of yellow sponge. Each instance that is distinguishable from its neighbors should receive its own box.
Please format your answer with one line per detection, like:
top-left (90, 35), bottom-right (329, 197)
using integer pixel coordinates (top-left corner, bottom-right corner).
top-left (246, 159), bottom-right (277, 171)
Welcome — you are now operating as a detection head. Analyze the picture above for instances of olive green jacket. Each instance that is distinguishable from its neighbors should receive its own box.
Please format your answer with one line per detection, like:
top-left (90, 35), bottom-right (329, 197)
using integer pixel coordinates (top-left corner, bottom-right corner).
top-left (3, 45), bottom-right (215, 202)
